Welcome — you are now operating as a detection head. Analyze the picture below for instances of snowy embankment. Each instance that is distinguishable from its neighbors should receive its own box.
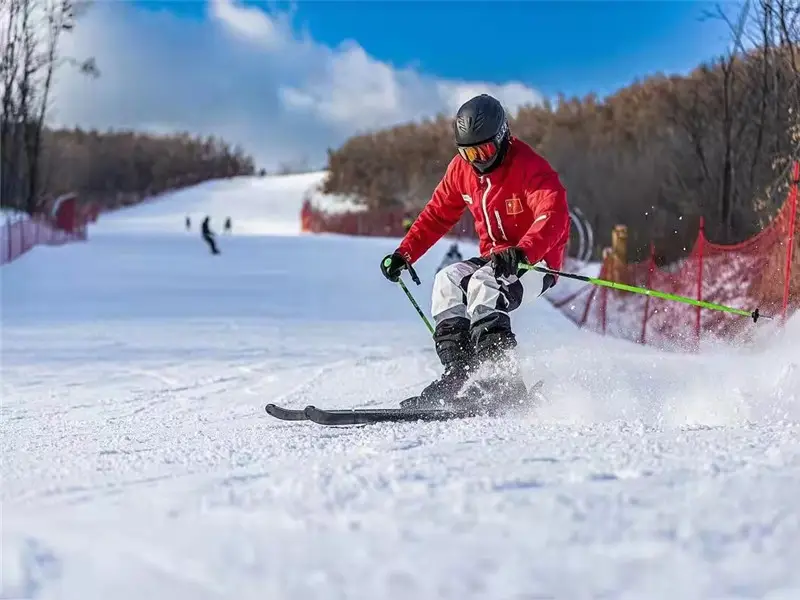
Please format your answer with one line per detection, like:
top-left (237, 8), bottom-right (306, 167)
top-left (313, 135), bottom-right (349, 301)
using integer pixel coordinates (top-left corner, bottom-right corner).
top-left (2, 172), bottom-right (800, 599)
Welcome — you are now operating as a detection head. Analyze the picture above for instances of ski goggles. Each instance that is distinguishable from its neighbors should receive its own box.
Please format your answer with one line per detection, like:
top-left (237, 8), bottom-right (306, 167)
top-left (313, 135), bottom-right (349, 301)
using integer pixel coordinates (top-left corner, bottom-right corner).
top-left (457, 140), bottom-right (498, 164)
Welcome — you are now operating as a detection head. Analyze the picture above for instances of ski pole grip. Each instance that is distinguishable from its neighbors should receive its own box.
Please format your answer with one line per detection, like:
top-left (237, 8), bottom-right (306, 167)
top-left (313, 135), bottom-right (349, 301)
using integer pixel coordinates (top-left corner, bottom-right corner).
top-left (382, 256), bottom-right (421, 285)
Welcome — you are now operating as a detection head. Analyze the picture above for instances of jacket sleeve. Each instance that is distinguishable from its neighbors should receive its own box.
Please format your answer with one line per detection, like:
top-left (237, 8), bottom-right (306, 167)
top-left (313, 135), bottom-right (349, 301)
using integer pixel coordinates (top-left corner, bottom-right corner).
top-left (516, 167), bottom-right (570, 265)
top-left (396, 160), bottom-right (466, 264)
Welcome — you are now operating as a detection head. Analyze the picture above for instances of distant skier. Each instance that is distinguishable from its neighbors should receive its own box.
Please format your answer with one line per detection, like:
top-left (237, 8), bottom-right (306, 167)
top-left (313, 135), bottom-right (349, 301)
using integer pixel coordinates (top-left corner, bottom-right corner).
top-left (201, 216), bottom-right (220, 255)
top-left (185, 216), bottom-right (191, 230)
top-left (436, 242), bottom-right (463, 273)
top-left (224, 217), bottom-right (232, 233)
top-left (380, 93), bottom-right (570, 412)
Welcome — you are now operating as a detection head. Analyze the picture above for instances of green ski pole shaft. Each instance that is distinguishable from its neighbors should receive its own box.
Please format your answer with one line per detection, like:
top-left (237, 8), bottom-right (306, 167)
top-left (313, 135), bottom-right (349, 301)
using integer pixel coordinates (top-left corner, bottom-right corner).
top-left (383, 257), bottom-right (435, 334)
top-left (397, 277), bottom-right (434, 334)
top-left (521, 264), bottom-right (770, 323)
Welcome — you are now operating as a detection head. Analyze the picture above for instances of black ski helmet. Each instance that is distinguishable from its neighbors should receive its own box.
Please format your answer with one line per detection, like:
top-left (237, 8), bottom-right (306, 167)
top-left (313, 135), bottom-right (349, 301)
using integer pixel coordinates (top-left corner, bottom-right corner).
top-left (453, 94), bottom-right (510, 174)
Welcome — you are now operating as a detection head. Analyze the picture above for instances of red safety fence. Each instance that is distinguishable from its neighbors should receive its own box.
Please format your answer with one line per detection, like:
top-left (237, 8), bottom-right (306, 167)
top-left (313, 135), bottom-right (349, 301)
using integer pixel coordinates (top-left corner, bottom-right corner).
top-left (300, 200), bottom-right (477, 239)
top-left (0, 215), bottom-right (86, 264)
top-left (547, 161), bottom-right (800, 350)
top-left (1, 193), bottom-right (99, 266)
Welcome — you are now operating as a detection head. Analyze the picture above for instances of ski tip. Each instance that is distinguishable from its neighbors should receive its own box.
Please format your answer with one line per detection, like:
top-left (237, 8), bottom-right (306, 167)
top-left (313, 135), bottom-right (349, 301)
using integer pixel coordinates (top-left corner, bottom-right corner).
top-left (265, 403), bottom-right (284, 416)
top-left (265, 404), bottom-right (310, 421)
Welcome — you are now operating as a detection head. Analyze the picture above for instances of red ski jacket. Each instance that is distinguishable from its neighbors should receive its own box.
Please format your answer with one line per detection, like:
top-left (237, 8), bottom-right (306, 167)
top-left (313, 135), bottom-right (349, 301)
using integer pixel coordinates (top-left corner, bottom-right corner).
top-left (397, 137), bottom-right (570, 272)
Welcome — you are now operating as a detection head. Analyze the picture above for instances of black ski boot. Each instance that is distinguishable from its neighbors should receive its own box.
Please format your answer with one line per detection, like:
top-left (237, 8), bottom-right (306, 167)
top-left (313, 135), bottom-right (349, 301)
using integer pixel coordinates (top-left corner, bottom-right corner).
top-left (458, 369), bottom-right (527, 414)
top-left (458, 333), bottom-right (527, 414)
top-left (401, 319), bottom-right (474, 410)
top-left (401, 359), bottom-right (473, 410)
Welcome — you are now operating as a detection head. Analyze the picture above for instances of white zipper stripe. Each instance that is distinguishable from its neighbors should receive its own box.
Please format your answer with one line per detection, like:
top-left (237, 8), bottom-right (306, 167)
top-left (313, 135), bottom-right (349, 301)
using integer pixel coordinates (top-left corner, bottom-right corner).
top-left (480, 176), bottom-right (496, 245)
top-left (494, 209), bottom-right (508, 241)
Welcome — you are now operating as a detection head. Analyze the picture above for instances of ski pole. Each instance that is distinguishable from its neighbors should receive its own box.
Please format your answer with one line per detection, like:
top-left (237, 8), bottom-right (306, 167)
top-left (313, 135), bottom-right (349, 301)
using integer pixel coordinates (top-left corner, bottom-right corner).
top-left (521, 264), bottom-right (772, 323)
top-left (383, 257), bottom-right (435, 334)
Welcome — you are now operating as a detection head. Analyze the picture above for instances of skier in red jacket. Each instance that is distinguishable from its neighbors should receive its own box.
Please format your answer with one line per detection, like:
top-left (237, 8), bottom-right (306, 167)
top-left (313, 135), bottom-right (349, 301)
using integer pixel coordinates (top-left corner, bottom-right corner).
top-left (380, 94), bottom-right (570, 411)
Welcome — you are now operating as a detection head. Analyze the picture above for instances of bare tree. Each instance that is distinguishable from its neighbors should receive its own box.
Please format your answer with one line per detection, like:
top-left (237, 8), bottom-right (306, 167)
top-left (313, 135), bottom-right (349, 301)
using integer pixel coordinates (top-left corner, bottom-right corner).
top-left (0, 0), bottom-right (98, 213)
top-left (699, 2), bottom-right (754, 239)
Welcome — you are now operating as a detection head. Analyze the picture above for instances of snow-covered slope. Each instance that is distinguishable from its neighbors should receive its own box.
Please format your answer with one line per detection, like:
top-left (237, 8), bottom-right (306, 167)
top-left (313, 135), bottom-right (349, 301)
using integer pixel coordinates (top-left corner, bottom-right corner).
top-left (94, 171), bottom-right (360, 236)
top-left (2, 174), bottom-right (800, 599)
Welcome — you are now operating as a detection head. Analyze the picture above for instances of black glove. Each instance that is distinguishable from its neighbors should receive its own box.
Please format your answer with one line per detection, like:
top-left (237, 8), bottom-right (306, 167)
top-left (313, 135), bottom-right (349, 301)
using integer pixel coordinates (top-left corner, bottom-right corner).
top-left (491, 247), bottom-right (527, 278)
top-left (380, 252), bottom-right (409, 282)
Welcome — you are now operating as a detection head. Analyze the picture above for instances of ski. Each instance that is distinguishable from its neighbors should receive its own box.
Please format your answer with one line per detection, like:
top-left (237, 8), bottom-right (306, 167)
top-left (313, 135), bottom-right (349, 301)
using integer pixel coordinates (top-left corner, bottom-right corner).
top-left (264, 400), bottom-right (474, 424)
top-left (264, 380), bottom-right (545, 426)
top-left (303, 404), bottom-right (476, 425)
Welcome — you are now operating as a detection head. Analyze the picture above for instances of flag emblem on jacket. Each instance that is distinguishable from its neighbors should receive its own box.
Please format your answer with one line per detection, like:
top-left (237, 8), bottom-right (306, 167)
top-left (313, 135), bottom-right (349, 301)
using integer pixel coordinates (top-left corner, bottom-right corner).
top-left (505, 195), bottom-right (523, 215)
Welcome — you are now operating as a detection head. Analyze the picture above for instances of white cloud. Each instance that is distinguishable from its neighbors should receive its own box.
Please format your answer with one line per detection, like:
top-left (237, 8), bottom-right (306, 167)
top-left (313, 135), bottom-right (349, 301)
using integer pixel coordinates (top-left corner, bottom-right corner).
top-left (208, 0), bottom-right (284, 49)
top-left (52, 0), bottom-right (543, 170)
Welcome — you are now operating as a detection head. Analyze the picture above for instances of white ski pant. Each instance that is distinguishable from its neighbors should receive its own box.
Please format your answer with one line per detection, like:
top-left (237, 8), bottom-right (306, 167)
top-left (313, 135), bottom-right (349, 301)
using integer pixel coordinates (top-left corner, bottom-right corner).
top-left (427, 256), bottom-right (554, 364)
top-left (431, 257), bottom-right (551, 327)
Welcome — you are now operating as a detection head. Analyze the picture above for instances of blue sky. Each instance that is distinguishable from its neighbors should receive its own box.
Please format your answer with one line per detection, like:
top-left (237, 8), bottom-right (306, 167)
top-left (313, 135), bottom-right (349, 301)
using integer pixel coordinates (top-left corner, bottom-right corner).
top-left (55, 1), bottom-right (735, 169)
top-left (136, 0), bottom-right (732, 98)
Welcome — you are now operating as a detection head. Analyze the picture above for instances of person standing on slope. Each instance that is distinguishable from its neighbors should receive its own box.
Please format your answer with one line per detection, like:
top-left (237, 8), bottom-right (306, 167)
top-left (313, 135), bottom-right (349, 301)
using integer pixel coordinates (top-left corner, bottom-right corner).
top-left (201, 216), bottom-right (220, 255)
top-left (380, 94), bottom-right (570, 411)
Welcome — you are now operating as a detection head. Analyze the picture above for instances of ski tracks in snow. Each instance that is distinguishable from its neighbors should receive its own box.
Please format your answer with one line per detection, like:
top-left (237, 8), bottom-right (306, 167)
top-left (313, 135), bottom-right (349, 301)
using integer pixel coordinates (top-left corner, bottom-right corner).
top-left (6, 370), bottom-right (800, 600)
top-left (1, 319), bottom-right (432, 515)
top-left (4, 223), bottom-right (800, 598)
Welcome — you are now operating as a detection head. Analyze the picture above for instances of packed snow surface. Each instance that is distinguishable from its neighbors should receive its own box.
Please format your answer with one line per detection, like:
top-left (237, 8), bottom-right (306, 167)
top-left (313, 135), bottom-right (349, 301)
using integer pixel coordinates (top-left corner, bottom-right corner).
top-left (3, 174), bottom-right (800, 599)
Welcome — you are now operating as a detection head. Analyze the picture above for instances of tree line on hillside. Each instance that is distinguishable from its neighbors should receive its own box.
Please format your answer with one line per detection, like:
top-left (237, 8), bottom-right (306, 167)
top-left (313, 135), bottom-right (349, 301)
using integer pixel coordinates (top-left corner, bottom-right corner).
top-left (323, 1), bottom-right (800, 261)
top-left (1, 0), bottom-right (255, 215)
top-left (40, 129), bottom-right (256, 209)
top-left (3, 125), bottom-right (256, 215)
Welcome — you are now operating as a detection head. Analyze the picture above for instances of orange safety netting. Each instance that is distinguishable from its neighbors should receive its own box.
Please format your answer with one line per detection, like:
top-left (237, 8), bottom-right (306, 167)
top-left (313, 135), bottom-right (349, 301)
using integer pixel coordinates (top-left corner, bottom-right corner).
top-left (547, 161), bottom-right (800, 350)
